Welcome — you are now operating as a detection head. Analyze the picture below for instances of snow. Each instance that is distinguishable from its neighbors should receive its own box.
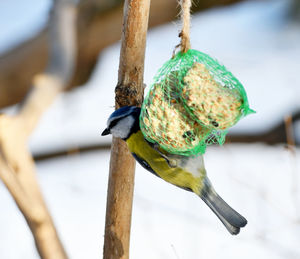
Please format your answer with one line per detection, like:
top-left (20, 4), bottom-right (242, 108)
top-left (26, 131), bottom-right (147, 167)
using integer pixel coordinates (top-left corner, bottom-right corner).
top-left (1, 145), bottom-right (299, 259)
top-left (1, 0), bottom-right (300, 258)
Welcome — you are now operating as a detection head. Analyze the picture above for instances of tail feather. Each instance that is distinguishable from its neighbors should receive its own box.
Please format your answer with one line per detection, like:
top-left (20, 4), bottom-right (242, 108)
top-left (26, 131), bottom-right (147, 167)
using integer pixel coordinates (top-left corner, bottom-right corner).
top-left (200, 179), bottom-right (247, 235)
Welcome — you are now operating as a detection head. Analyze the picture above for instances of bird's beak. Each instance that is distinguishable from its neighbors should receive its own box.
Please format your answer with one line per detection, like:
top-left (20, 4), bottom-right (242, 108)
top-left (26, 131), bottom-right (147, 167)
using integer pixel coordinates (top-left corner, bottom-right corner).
top-left (101, 128), bottom-right (111, 136)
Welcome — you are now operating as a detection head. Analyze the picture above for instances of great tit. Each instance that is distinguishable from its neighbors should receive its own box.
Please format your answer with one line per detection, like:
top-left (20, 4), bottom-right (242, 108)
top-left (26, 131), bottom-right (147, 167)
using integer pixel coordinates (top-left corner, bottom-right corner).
top-left (102, 106), bottom-right (247, 234)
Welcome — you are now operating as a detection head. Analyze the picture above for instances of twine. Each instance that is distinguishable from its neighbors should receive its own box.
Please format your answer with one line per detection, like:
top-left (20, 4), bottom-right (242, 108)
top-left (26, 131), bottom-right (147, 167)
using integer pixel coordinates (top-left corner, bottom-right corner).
top-left (179, 0), bottom-right (191, 53)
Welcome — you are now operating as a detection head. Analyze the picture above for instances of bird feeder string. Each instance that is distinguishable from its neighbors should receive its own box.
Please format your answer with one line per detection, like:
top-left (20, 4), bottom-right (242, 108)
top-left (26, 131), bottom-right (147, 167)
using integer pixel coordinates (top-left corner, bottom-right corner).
top-left (180, 0), bottom-right (191, 53)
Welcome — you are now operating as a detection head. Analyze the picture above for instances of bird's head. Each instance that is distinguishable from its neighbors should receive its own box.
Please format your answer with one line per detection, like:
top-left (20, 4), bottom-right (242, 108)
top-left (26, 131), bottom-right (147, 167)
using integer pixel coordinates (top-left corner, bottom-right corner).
top-left (101, 106), bottom-right (141, 140)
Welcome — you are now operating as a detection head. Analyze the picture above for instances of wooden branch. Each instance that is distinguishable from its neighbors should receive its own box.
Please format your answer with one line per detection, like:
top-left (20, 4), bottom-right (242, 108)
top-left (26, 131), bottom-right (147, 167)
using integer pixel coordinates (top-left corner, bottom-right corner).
top-left (0, 0), bottom-right (242, 108)
top-left (284, 115), bottom-right (296, 153)
top-left (32, 108), bottom-right (299, 162)
top-left (0, 0), bottom-right (77, 258)
top-left (103, 0), bottom-right (150, 258)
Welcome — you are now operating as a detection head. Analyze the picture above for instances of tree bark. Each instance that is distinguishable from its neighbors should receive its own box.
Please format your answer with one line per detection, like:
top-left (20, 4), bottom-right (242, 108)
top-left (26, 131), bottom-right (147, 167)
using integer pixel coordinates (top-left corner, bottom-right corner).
top-left (103, 0), bottom-right (150, 258)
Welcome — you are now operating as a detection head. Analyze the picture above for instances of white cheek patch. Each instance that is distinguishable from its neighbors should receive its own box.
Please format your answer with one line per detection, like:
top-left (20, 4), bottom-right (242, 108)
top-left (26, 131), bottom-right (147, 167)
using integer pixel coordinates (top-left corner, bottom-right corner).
top-left (111, 116), bottom-right (135, 139)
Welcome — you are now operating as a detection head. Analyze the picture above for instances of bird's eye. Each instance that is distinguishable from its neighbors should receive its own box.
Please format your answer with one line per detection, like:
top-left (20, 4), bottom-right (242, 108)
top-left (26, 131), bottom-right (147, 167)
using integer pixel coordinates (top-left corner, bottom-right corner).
top-left (109, 118), bottom-right (120, 128)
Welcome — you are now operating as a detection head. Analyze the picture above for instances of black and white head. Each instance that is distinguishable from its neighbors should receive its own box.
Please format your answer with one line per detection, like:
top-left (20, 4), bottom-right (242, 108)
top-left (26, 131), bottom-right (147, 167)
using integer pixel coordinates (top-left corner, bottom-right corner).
top-left (101, 106), bottom-right (141, 140)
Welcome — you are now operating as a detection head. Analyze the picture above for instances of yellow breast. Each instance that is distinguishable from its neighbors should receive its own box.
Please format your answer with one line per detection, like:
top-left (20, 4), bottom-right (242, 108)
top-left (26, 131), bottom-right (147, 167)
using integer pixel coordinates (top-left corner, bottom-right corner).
top-left (126, 131), bottom-right (204, 194)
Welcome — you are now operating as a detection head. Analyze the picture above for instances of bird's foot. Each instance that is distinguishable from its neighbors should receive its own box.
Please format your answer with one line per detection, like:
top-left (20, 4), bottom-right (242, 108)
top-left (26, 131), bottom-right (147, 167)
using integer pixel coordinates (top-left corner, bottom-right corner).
top-left (152, 143), bottom-right (177, 168)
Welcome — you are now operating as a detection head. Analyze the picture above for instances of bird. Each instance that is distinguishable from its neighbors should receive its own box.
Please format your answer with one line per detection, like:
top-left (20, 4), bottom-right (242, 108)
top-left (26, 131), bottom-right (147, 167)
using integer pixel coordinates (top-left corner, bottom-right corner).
top-left (102, 105), bottom-right (247, 235)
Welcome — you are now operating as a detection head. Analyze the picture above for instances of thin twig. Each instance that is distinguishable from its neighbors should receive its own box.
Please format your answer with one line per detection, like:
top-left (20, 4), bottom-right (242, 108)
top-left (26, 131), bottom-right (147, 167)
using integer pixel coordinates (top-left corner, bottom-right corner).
top-left (284, 115), bottom-right (296, 153)
top-left (284, 115), bottom-right (300, 220)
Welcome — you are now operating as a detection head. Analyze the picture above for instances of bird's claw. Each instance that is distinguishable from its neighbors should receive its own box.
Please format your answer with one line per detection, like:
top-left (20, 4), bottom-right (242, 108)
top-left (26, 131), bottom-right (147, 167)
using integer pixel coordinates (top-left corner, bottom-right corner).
top-left (152, 143), bottom-right (177, 168)
top-left (167, 158), bottom-right (177, 168)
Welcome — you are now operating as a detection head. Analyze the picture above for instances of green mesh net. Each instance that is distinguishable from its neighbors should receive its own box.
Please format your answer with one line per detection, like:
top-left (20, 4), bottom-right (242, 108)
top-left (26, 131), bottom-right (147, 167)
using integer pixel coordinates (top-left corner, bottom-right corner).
top-left (140, 49), bottom-right (255, 156)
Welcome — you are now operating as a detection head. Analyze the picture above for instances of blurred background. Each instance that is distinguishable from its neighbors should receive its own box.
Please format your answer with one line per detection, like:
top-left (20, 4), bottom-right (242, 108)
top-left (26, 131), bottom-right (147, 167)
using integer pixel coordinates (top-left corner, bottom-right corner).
top-left (0, 0), bottom-right (300, 258)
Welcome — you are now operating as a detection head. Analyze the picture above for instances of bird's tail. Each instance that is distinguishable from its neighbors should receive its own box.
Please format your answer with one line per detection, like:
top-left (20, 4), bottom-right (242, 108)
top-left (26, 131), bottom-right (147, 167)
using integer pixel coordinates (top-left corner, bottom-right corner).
top-left (200, 178), bottom-right (247, 235)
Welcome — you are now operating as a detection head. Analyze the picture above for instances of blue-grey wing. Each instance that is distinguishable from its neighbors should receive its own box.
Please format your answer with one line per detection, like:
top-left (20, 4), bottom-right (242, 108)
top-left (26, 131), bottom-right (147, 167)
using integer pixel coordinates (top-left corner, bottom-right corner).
top-left (131, 153), bottom-right (160, 178)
